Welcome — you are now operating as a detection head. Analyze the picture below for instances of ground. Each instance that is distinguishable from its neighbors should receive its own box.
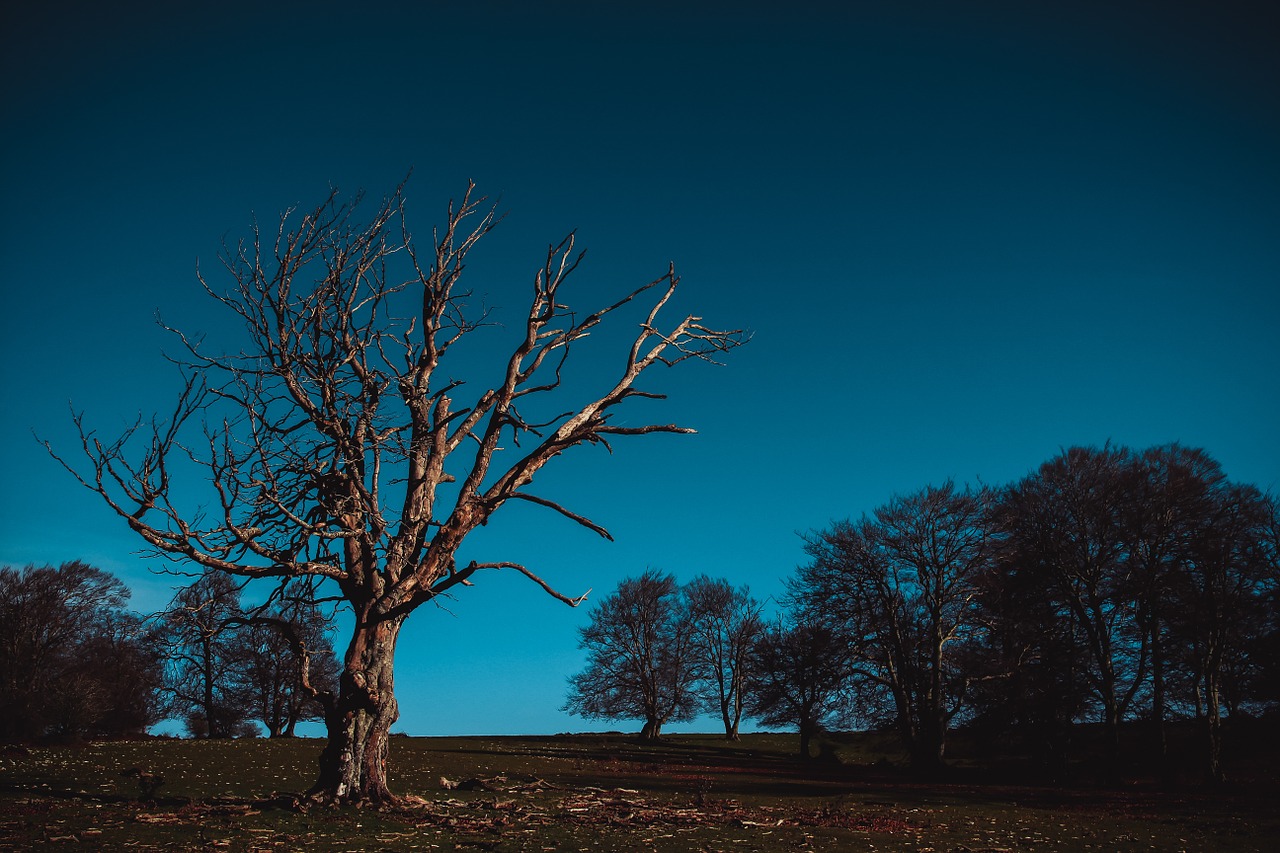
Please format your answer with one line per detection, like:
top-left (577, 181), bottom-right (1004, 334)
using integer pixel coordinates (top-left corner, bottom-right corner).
top-left (1, 730), bottom-right (1275, 851)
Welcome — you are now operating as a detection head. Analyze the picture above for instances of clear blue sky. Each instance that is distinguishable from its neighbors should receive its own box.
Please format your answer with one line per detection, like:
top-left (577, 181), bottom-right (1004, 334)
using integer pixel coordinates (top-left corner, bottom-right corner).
top-left (2, 1), bottom-right (1277, 736)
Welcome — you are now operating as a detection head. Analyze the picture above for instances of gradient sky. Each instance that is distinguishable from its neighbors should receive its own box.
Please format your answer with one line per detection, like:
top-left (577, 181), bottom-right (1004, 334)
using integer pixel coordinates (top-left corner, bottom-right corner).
top-left (2, 1), bottom-right (1277, 736)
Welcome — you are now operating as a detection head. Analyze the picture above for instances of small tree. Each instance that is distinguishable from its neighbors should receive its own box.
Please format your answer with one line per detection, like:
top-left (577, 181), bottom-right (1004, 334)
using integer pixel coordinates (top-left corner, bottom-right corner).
top-left (747, 618), bottom-right (853, 760)
top-left (49, 181), bottom-right (745, 802)
top-left (74, 608), bottom-right (166, 738)
top-left (683, 576), bottom-right (763, 740)
top-left (564, 570), bottom-right (700, 739)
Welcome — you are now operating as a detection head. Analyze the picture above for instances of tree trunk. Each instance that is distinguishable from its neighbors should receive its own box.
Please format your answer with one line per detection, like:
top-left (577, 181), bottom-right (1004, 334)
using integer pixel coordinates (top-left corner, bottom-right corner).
top-left (1102, 696), bottom-right (1122, 783)
top-left (283, 712), bottom-right (299, 737)
top-left (201, 635), bottom-right (218, 738)
top-left (1204, 645), bottom-right (1225, 785)
top-left (1204, 690), bottom-right (1223, 785)
top-left (308, 615), bottom-right (404, 805)
top-left (267, 697), bottom-right (284, 738)
top-left (720, 698), bottom-right (740, 740)
top-left (798, 719), bottom-right (815, 760)
top-left (912, 715), bottom-right (946, 774)
top-left (920, 616), bottom-right (947, 772)
top-left (639, 717), bottom-right (663, 740)
top-left (1149, 616), bottom-right (1170, 778)
top-left (729, 689), bottom-right (745, 741)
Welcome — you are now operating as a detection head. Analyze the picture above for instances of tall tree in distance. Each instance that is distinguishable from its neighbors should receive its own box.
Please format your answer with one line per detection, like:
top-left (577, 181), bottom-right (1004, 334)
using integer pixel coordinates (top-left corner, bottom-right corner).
top-left (995, 445), bottom-right (1143, 775)
top-left (47, 180), bottom-right (746, 803)
top-left (1250, 495), bottom-right (1280, 712)
top-left (564, 570), bottom-right (700, 739)
top-left (1168, 481), bottom-right (1273, 783)
top-left (683, 576), bottom-right (764, 740)
top-left (74, 606), bottom-right (165, 739)
top-left (794, 482), bottom-right (994, 771)
top-left (1121, 444), bottom-right (1227, 768)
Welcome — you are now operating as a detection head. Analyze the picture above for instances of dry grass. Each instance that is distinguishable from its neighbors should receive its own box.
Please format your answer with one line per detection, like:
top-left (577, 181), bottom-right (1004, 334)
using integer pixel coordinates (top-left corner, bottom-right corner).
top-left (1, 730), bottom-right (1276, 851)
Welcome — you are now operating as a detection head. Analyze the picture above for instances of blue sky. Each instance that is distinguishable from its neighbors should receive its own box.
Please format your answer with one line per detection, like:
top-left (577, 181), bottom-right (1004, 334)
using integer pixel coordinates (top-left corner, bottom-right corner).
top-left (2, 1), bottom-right (1277, 736)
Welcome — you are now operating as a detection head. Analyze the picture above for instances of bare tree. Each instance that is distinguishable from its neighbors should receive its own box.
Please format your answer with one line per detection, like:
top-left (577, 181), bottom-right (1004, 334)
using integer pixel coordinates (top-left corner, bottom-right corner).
top-left (1169, 481), bottom-right (1272, 783)
top-left (974, 445), bottom-right (1276, 782)
top-left (158, 572), bottom-right (253, 738)
top-left (238, 587), bottom-right (339, 737)
top-left (994, 446), bottom-right (1145, 776)
top-left (794, 481), bottom-right (994, 771)
top-left (683, 576), bottom-right (763, 740)
top-left (564, 570), bottom-right (700, 739)
top-left (48, 181), bottom-right (746, 803)
top-left (747, 617), bottom-right (853, 760)
top-left (1121, 444), bottom-right (1228, 769)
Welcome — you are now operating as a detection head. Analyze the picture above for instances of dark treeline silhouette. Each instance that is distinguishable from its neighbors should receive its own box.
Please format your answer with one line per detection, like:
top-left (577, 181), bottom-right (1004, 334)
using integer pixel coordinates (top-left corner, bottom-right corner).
top-left (0, 562), bottom-right (163, 741)
top-left (568, 444), bottom-right (1279, 783)
top-left (977, 443), bottom-right (1278, 783)
top-left (794, 480), bottom-right (994, 771)
top-left (0, 562), bottom-right (339, 743)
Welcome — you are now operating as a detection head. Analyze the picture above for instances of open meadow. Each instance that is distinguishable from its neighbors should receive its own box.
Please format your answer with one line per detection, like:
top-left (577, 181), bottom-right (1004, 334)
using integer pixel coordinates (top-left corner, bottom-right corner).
top-left (2, 728), bottom-right (1276, 852)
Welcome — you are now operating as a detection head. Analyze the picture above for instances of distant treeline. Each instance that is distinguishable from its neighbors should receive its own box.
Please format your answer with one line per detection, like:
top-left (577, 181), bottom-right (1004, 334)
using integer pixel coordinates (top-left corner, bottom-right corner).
top-left (7, 442), bottom-right (1276, 786)
top-left (566, 443), bottom-right (1279, 783)
top-left (0, 564), bottom-right (336, 743)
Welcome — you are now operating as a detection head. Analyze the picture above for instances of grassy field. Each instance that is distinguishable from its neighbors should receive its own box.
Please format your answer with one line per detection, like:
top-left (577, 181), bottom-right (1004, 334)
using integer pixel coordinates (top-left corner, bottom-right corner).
top-left (2, 730), bottom-right (1276, 851)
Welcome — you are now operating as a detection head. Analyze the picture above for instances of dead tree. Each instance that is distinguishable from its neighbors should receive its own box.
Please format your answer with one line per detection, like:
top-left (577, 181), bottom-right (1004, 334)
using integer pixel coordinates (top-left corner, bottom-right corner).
top-left (48, 181), bottom-right (746, 805)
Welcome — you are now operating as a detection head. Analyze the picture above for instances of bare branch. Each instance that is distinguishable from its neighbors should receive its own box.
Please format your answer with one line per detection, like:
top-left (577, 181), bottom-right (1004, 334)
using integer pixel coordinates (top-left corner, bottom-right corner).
top-left (432, 560), bottom-right (591, 607)
top-left (505, 492), bottom-right (614, 540)
top-left (47, 178), bottom-right (745, 803)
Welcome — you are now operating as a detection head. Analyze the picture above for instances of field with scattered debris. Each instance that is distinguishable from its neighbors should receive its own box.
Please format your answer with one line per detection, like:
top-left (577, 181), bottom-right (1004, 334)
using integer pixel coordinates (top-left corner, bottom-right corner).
top-left (2, 730), bottom-right (1276, 851)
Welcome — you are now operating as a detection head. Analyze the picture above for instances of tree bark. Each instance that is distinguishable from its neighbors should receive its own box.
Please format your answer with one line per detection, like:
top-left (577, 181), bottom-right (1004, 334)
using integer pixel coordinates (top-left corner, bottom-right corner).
top-left (308, 616), bottom-right (404, 805)
top-left (1149, 614), bottom-right (1170, 778)
top-left (798, 719), bottom-right (815, 760)
top-left (201, 634), bottom-right (216, 738)
top-left (720, 698), bottom-right (741, 740)
top-left (1203, 644), bottom-right (1225, 785)
top-left (913, 716), bottom-right (947, 774)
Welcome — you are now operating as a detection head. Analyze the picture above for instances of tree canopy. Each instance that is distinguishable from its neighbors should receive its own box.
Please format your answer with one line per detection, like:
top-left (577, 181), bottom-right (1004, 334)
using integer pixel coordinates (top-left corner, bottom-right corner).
top-left (0, 562), bottom-right (162, 742)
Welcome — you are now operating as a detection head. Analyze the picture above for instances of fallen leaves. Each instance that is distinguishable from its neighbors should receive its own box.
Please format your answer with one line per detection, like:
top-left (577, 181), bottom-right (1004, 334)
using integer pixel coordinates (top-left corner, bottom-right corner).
top-left (4, 735), bottom-right (1277, 851)
top-left (401, 780), bottom-right (920, 840)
